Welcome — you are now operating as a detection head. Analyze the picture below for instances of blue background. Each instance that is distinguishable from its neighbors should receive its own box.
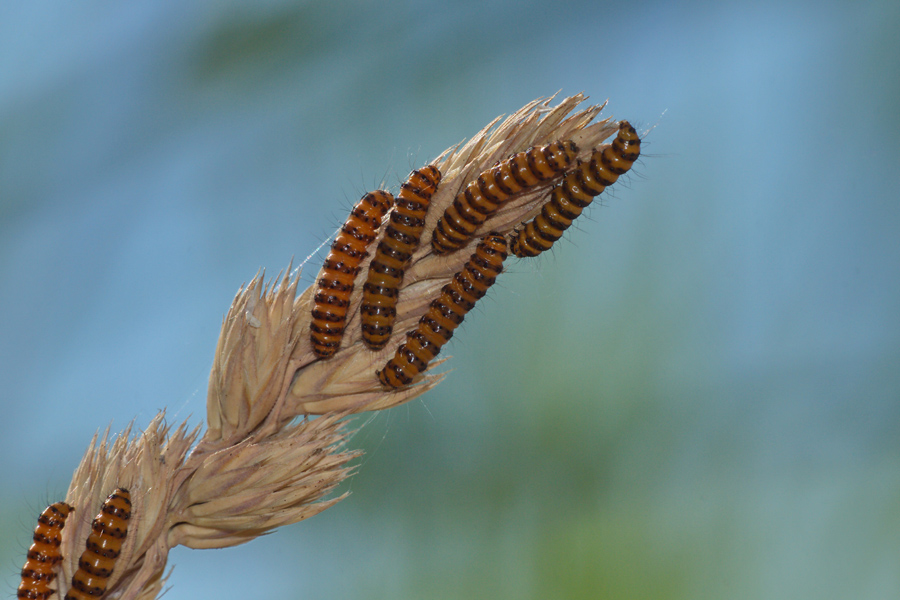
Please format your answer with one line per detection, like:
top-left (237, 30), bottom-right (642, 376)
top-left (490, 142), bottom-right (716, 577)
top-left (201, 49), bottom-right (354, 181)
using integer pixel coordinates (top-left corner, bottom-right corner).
top-left (2, 1), bottom-right (898, 598)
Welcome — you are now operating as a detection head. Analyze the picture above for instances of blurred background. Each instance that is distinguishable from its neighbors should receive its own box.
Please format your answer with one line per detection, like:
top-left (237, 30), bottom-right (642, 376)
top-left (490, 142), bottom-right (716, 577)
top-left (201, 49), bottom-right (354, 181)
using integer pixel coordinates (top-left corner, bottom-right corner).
top-left (1, 0), bottom-right (898, 598)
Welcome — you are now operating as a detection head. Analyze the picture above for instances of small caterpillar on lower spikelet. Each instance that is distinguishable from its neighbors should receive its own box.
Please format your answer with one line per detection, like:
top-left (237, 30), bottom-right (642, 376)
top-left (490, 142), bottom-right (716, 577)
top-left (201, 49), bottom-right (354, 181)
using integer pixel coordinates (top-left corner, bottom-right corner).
top-left (65, 488), bottom-right (132, 600)
top-left (18, 501), bottom-right (73, 600)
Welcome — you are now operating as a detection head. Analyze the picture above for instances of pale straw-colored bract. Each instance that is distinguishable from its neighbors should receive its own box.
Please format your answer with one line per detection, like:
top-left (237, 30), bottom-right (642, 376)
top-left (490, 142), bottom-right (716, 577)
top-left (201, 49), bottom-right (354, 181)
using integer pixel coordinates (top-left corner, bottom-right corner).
top-left (57, 94), bottom-right (623, 600)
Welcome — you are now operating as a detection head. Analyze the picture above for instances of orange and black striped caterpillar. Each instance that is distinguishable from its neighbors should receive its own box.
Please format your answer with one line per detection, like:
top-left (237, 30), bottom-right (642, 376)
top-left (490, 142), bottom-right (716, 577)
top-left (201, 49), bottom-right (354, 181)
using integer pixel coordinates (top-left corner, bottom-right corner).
top-left (378, 232), bottom-right (508, 388)
top-left (311, 190), bottom-right (394, 358)
top-left (65, 488), bottom-right (132, 600)
top-left (361, 166), bottom-right (441, 350)
top-left (18, 501), bottom-right (73, 600)
top-left (430, 141), bottom-right (578, 255)
top-left (510, 121), bottom-right (641, 258)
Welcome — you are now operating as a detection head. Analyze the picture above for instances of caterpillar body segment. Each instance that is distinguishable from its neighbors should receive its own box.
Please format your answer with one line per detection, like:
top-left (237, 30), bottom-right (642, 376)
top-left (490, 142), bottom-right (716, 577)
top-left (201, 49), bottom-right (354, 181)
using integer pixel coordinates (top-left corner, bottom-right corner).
top-left (311, 190), bottom-right (394, 357)
top-left (430, 141), bottom-right (577, 255)
top-left (510, 121), bottom-right (640, 257)
top-left (378, 233), bottom-right (507, 388)
top-left (64, 488), bottom-right (132, 600)
top-left (361, 166), bottom-right (441, 350)
top-left (18, 502), bottom-right (72, 600)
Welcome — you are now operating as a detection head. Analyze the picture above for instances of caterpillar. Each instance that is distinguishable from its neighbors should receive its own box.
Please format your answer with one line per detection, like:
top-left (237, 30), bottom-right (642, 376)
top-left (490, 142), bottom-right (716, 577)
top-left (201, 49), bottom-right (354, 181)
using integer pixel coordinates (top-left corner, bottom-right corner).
top-left (18, 501), bottom-right (73, 600)
top-left (361, 165), bottom-right (442, 350)
top-left (65, 488), bottom-right (132, 600)
top-left (510, 121), bottom-right (641, 258)
top-left (430, 140), bottom-right (578, 255)
top-left (311, 190), bottom-right (394, 358)
top-left (378, 232), bottom-right (508, 388)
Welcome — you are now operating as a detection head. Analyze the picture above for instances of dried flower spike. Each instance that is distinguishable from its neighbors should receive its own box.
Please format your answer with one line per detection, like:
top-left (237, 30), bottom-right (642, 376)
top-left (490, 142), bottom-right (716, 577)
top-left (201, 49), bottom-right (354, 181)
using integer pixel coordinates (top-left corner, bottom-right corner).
top-left (45, 94), bottom-right (640, 600)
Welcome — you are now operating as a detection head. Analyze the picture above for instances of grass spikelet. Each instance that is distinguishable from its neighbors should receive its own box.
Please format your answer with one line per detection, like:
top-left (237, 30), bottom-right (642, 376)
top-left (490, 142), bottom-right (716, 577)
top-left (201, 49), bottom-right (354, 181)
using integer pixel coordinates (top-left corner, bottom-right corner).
top-left (168, 413), bottom-right (356, 549)
top-left (61, 415), bottom-right (199, 600)
top-left (206, 269), bottom-right (301, 442)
